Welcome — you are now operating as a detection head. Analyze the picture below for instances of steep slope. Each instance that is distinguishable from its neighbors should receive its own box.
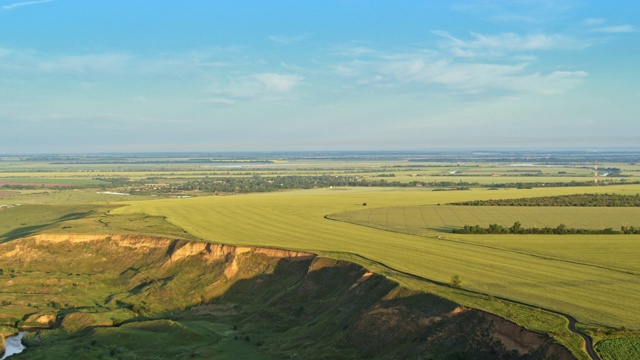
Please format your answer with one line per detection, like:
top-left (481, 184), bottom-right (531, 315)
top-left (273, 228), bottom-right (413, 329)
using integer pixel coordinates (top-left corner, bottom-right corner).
top-left (0, 234), bottom-right (573, 359)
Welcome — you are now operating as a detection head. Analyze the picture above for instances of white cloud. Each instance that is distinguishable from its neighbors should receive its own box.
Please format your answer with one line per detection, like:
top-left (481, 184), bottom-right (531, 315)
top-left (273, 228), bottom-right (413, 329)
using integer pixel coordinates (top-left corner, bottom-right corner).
top-left (471, 32), bottom-right (582, 50)
top-left (452, 0), bottom-right (577, 24)
top-left (208, 73), bottom-right (304, 103)
top-left (591, 25), bottom-right (637, 33)
top-left (333, 46), bottom-right (377, 57)
top-left (331, 62), bottom-right (364, 77)
top-left (2, 0), bottom-right (53, 10)
top-left (582, 18), bottom-right (637, 33)
top-left (254, 73), bottom-right (303, 92)
top-left (433, 31), bottom-right (587, 58)
top-left (268, 34), bottom-right (309, 45)
top-left (0, 49), bottom-right (131, 76)
top-left (36, 54), bottom-right (131, 75)
top-left (203, 98), bottom-right (236, 106)
top-left (582, 18), bottom-right (605, 26)
top-left (333, 52), bottom-right (587, 97)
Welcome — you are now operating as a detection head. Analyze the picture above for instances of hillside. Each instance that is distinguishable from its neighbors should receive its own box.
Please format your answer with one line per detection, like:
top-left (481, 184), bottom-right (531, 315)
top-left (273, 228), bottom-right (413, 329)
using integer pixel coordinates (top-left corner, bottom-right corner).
top-left (0, 234), bottom-right (572, 359)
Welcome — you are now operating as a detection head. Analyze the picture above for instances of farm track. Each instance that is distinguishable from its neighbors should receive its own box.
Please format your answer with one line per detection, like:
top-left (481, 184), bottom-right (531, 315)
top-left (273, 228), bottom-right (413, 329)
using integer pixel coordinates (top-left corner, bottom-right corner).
top-left (325, 215), bottom-right (601, 360)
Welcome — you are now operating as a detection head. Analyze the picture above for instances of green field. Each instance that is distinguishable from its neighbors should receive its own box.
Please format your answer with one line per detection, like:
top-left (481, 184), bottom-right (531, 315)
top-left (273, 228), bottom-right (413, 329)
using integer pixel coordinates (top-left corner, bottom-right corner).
top-left (111, 185), bottom-right (640, 329)
top-left (332, 205), bottom-right (640, 234)
top-left (0, 177), bottom-right (107, 185)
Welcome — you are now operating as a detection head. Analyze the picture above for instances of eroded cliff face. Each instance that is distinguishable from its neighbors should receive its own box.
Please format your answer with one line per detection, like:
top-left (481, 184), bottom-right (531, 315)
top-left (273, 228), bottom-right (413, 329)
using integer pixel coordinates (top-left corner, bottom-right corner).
top-left (0, 234), bottom-right (573, 359)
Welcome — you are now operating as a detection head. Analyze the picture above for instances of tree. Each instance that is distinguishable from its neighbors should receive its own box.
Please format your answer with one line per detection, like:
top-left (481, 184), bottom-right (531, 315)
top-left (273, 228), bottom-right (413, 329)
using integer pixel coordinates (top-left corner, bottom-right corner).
top-left (510, 221), bottom-right (522, 234)
top-left (450, 274), bottom-right (462, 288)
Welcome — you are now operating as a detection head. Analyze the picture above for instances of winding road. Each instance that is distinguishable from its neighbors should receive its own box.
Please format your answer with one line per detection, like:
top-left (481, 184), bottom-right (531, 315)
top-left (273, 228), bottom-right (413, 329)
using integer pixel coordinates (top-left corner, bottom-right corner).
top-left (566, 314), bottom-right (599, 360)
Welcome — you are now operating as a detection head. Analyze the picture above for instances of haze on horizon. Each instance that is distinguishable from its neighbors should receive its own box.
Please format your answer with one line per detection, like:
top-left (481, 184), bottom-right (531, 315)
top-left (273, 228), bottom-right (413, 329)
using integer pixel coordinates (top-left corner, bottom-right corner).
top-left (1, 0), bottom-right (639, 153)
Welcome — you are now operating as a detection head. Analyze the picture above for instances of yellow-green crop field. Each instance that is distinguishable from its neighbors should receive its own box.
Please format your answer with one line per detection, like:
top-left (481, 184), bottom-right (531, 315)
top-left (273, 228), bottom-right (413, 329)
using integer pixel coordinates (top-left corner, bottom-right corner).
top-left (333, 205), bottom-right (640, 234)
top-left (112, 184), bottom-right (640, 329)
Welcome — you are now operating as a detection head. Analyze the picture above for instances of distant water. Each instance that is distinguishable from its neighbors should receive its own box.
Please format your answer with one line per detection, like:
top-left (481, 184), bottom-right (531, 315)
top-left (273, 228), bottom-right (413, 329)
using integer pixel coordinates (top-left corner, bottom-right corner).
top-left (1, 332), bottom-right (26, 359)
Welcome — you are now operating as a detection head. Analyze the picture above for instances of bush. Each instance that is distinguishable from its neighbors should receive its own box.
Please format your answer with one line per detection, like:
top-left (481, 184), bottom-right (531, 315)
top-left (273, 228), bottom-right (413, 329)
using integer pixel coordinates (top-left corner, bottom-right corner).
top-left (450, 275), bottom-right (462, 288)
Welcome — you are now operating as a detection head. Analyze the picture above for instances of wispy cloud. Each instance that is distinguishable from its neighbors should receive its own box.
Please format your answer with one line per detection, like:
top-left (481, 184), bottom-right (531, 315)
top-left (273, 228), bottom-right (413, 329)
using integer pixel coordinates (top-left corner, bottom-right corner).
top-left (591, 25), bottom-right (637, 33)
top-left (452, 0), bottom-right (577, 24)
top-left (203, 97), bottom-right (236, 107)
top-left (332, 50), bottom-right (588, 97)
top-left (332, 46), bottom-right (377, 57)
top-left (582, 18), bottom-right (605, 26)
top-left (582, 18), bottom-right (637, 34)
top-left (208, 73), bottom-right (304, 103)
top-left (2, 0), bottom-right (53, 10)
top-left (433, 31), bottom-right (587, 58)
top-left (254, 73), bottom-right (303, 92)
top-left (267, 34), bottom-right (309, 45)
top-left (0, 48), bottom-right (132, 76)
top-left (37, 54), bottom-right (131, 75)
top-left (0, 47), bottom-right (242, 80)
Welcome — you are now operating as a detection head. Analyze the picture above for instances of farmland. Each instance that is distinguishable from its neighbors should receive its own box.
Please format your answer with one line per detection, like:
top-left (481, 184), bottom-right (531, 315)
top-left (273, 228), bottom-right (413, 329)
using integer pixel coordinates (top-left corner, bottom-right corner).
top-left (111, 186), bottom-right (640, 329)
top-left (331, 204), bottom-right (640, 234)
top-left (2, 151), bottom-right (640, 359)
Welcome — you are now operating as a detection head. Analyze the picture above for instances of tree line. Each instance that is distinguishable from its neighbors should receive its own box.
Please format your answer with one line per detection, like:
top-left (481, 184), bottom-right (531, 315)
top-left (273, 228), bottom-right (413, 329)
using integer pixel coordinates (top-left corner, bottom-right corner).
top-left (164, 175), bottom-right (482, 193)
top-left (451, 193), bottom-right (640, 207)
top-left (452, 221), bottom-right (640, 234)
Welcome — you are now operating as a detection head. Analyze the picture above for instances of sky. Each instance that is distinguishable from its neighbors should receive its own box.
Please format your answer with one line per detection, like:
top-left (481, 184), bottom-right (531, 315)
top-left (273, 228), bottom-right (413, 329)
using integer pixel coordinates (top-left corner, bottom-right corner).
top-left (1, 0), bottom-right (639, 153)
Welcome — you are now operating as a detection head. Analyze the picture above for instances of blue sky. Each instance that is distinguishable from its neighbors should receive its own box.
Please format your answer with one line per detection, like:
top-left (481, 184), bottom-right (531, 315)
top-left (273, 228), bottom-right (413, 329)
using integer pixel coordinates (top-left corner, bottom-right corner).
top-left (1, 0), bottom-right (639, 153)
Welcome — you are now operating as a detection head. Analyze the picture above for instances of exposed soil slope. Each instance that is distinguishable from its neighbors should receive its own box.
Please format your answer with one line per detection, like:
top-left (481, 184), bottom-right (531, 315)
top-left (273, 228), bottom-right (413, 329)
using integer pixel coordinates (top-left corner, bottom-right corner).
top-left (0, 234), bottom-right (574, 359)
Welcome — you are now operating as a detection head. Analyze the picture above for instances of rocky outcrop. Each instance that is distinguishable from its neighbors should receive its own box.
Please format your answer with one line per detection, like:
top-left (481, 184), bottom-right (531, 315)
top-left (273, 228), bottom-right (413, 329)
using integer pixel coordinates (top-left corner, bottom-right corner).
top-left (23, 313), bottom-right (56, 326)
top-left (168, 241), bottom-right (314, 264)
top-left (23, 233), bottom-right (315, 268)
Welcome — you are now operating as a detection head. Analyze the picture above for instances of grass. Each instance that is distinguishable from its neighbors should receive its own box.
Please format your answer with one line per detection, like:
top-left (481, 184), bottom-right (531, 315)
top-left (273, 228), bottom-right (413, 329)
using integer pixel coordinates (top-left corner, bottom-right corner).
top-left (0, 201), bottom-right (196, 244)
top-left (0, 189), bottom-right (157, 205)
top-left (595, 337), bottom-right (640, 360)
top-left (0, 204), bottom-right (102, 243)
top-left (0, 177), bottom-right (106, 185)
top-left (16, 319), bottom-right (268, 359)
top-left (110, 185), bottom-right (640, 329)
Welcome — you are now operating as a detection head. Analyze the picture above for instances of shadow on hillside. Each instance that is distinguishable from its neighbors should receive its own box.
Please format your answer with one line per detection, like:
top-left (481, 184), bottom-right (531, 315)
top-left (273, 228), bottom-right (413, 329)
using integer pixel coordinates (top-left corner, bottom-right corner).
top-left (0, 210), bottom-right (93, 243)
top-left (171, 255), bottom-right (461, 358)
